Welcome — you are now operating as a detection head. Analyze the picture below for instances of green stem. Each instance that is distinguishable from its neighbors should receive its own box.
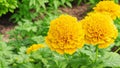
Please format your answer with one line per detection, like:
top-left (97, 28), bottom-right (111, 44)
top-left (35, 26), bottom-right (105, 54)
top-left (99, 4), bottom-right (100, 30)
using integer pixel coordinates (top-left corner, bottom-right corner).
top-left (95, 45), bottom-right (98, 62)
top-left (115, 47), bottom-right (120, 53)
top-left (64, 54), bottom-right (69, 61)
top-left (0, 61), bottom-right (3, 68)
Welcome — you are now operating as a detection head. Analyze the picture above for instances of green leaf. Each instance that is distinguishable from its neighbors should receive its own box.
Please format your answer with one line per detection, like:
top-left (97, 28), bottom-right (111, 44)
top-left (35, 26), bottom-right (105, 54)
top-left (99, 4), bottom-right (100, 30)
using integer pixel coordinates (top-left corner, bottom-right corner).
top-left (66, 2), bottom-right (72, 8)
top-left (0, 57), bottom-right (9, 68)
top-left (89, 0), bottom-right (95, 4)
top-left (114, 0), bottom-right (119, 4)
top-left (39, 0), bottom-right (48, 9)
top-left (59, 62), bottom-right (68, 68)
top-left (0, 42), bottom-right (13, 57)
top-left (18, 63), bottom-right (34, 68)
top-left (29, 0), bottom-right (36, 6)
top-left (10, 5), bottom-right (16, 9)
top-left (53, 0), bottom-right (60, 9)
top-left (70, 57), bottom-right (91, 68)
top-left (31, 36), bottom-right (44, 43)
top-left (0, 0), bottom-right (17, 16)
top-left (61, 0), bottom-right (65, 4)
top-left (34, 62), bottom-right (43, 68)
top-left (77, 0), bottom-right (82, 5)
top-left (102, 52), bottom-right (120, 67)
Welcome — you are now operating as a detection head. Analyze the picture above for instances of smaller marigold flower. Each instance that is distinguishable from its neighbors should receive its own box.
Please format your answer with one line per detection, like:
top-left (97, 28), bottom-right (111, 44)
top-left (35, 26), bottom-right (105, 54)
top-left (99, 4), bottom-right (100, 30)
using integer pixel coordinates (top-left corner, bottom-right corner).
top-left (93, 1), bottom-right (120, 19)
top-left (26, 44), bottom-right (44, 54)
top-left (80, 13), bottom-right (118, 48)
top-left (45, 14), bottom-right (84, 55)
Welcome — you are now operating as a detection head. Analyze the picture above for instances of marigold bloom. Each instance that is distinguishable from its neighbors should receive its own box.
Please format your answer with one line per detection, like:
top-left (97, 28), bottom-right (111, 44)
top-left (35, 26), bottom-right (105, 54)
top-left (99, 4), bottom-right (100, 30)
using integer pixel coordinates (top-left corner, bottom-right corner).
top-left (45, 14), bottom-right (84, 55)
top-left (26, 44), bottom-right (44, 54)
top-left (93, 1), bottom-right (120, 19)
top-left (80, 13), bottom-right (118, 48)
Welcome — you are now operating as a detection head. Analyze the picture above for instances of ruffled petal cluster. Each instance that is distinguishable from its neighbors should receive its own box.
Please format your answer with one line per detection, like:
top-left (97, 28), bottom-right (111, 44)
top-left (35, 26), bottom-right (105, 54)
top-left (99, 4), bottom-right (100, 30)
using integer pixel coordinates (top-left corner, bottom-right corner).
top-left (93, 1), bottom-right (120, 19)
top-left (45, 14), bottom-right (84, 54)
top-left (80, 13), bottom-right (118, 48)
top-left (26, 44), bottom-right (44, 54)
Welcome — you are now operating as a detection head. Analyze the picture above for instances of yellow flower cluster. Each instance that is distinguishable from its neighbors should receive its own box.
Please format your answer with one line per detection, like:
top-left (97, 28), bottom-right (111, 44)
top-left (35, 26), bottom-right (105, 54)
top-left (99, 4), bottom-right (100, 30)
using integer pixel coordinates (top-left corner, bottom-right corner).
top-left (26, 44), bottom-right (44, 54)
top-left (45, 14), bottom-right (84, 55)
top-left (93, 1), bottom-right (120, 19)
top-left (45, 1), bottom-right (119, 54)
top-left (80, 13), bottom-right (118, 48)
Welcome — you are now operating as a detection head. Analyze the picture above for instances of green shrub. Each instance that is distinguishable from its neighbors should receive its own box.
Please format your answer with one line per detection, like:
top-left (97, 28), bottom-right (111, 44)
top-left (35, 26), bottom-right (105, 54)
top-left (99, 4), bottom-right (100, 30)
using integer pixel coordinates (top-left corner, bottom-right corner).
top-left (114, 18), bottom-right (120, 48)
top-left (11, 0), bottom-right (73, 22)
top-left (1, 0), bottom-right (119, 68)
top-left (8, 14), bottom-right (58, 50)
top-left (2, 41), bottom-right (120, 68)
top-left (11, 0), bottom-right (47, 22)
top-left (0, 0), bottom-right (17, 16)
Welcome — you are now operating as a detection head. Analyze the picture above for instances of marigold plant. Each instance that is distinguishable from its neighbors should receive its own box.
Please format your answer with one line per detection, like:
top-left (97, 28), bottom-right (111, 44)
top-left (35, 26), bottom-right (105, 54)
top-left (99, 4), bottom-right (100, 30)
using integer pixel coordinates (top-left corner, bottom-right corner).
top-left (80, 13), bottom-right (118, 48)
top-left (93, 1), bottom-right (120, 20)
top-left (26, 44), bottom-right (44, 54)
top-left (45, 14), bottom-right (84, 55)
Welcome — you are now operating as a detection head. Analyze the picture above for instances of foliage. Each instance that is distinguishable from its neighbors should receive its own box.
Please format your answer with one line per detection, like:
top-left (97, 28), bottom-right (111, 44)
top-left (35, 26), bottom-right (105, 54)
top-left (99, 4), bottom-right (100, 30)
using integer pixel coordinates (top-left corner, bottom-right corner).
top-left (89, 0), bottom-right (100, 5)
top-left (0, 0), bottom-right (120, 68)
top-left (0, 35), bottom-right (14, 68)
top-left (49, 0), bottom-right (73, 9)
top-left (11, 0), bottom-right (73, 22)
top-left (11, 0), bottom-right (48, 22)
top-left (8, 14), bottom-right (58, 50)
top-left (0, 0), bottom-right (17, 16)
top-left (1, 35), bottom-right (120, 68)
top-left (114, 18), bottom-right (120, 46)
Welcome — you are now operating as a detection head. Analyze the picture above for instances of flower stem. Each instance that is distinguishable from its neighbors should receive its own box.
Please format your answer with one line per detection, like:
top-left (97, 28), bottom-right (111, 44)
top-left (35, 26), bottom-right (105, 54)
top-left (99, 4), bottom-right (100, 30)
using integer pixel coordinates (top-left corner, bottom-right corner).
top-left (115, 47), bottom-right (120, 53)
top-left (95, 45), bottom-right (98, 62)
top-left (64, 54), bottom-right (69, 62)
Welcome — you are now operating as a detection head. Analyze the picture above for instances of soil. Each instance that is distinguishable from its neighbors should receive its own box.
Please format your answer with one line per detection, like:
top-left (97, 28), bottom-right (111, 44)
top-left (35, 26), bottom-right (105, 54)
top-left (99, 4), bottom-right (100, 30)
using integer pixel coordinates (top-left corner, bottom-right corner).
top-left (0, 12), bottom-right (15, 42)
top-left (60, 4), bottom-right (89, 20)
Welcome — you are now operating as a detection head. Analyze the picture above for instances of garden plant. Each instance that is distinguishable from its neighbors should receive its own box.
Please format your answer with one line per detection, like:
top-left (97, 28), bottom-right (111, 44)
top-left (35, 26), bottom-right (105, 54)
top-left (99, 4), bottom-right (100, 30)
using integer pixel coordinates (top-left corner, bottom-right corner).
top-left (0, 0), bottom-right (120, 68)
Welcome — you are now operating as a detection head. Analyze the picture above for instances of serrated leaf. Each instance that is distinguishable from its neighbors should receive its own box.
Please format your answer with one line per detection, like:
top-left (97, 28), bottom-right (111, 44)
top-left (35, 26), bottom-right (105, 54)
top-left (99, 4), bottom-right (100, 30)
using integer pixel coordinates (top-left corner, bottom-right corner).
top-left (29, 0), bottom-right (36, 6)
top-left (77, 0), bottom-right (82, 5)
top-left (89, 0), bottom-right (95, 4)
top-left (53, 0), bottom-right (60, 9)
top-left (70, 57), bottom-right (91, 68)
top-left (0, 57), bottom-right (9, 68)
top-left (103, 52), bottom-right (120, 67)
top-left (9, 9), bottom-right (14, 13)
top-left (31, 36), bottom-right (44, 43)
top-left (61, 0), bottom-right (65, 4)
top-left (66, 2), bottom-right (72, 8)
top-left (59, 62), bottom-right (68, 68)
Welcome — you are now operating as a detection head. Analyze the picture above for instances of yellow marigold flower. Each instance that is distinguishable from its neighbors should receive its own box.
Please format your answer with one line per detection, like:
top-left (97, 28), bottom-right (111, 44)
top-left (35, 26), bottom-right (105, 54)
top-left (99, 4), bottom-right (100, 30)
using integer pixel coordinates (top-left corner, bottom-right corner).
top-left (93, 1), bottom-right (120, 19)
top-left (45, 14), bottom-right (84, 55)
top-left (80, 13), bottom-right (118, 48)
top-left (26, 44), bottom-right (44, 54)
